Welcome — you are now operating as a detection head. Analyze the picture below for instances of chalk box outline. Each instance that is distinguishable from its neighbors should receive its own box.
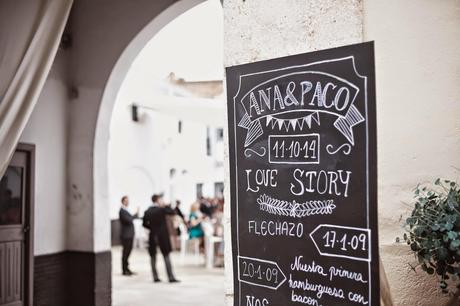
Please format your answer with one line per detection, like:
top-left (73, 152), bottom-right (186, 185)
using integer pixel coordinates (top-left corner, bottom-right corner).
top-left (268, 133), bottom-right (320, 165)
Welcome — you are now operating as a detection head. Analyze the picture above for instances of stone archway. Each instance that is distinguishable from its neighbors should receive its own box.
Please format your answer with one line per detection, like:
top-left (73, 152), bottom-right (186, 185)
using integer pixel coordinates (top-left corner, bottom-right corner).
top-left (93, 0), bottom-right (206, 253)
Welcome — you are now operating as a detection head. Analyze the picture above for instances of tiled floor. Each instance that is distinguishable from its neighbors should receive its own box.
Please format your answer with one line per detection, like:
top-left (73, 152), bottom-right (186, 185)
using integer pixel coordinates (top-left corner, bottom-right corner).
top-left (112, 246), bottom-right (225, 306)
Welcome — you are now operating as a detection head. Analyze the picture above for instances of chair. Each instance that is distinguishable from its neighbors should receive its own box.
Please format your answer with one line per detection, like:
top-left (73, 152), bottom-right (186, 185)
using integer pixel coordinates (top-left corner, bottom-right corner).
top-left (201, 221), bottom-right (223, 269)
top-left (179, 222), bottom-right (201, 265)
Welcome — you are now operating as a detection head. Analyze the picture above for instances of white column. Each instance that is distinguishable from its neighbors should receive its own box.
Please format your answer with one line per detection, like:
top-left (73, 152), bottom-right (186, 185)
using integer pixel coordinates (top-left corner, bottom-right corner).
top-left (223, 1), bottom-right (363, 304)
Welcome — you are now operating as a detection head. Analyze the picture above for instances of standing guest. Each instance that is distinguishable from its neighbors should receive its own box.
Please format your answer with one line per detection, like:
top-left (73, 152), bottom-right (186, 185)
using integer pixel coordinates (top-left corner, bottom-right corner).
top-left (119, 195), bottom-right (139, 276)
top-left (174, 200), bottom-right (187, 231)
top-left (199, 196), bottom-right (213, 218)
top-left (143, 194), bottom-right (180, 283)
top-left (189, 202), bottom-right (205, 252)
top-left (171, 200), bottom-right (187, 251)
top-left (174, 200), bottom-right (186, 223)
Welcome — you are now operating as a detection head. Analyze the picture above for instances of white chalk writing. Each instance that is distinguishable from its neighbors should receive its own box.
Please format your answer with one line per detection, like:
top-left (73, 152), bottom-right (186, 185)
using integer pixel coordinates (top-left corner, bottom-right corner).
top-left (248, 220), bottom-right (303, 238)
top-left (290, 169), bottom-right (351, 197)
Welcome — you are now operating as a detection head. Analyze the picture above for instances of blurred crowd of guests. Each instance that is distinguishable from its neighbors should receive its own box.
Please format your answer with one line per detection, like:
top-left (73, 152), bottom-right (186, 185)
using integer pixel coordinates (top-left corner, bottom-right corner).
top-left (175, 196), bottom-right (224, 249)
top-left (118, 194), bottom-right (225, 283)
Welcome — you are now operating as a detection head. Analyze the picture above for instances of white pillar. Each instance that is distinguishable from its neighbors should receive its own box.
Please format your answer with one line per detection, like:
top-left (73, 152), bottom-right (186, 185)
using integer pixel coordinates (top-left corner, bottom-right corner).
top-left (223, 1), bottom-right (363, 304)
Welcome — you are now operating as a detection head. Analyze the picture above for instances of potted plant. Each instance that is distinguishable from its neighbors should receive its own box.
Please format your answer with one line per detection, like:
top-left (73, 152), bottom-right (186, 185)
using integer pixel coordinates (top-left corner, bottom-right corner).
top-left (402, 178), bottom-right (460, 304)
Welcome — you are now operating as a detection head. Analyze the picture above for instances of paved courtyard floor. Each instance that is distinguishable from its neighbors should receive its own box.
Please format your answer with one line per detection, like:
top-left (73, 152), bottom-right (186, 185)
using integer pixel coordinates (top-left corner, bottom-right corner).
top-left (112, 246), bottom-right (225, 306)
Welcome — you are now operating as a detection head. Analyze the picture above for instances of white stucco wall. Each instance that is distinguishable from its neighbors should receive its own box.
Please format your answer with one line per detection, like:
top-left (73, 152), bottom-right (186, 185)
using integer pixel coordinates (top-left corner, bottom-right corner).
top-left (224, 0), bottom-right (460, 305)
top-left (365, 0), bottom-right (460, 243)
top-left (0, 0), bottom-right (69, 257)
top-left (364, 0), bottom-right (460, 304)
top-left (19, 50), bottom-right (69, 256)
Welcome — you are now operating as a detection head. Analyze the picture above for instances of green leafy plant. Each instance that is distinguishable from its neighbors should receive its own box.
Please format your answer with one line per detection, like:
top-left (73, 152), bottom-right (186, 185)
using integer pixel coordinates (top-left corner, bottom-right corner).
top-left (403, 178), bottom-right (460, 292)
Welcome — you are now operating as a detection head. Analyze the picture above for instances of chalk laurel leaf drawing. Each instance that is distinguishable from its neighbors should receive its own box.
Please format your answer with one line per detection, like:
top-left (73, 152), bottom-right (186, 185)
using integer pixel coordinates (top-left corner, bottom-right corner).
top-left (256, 194), bottom-right (336, 218)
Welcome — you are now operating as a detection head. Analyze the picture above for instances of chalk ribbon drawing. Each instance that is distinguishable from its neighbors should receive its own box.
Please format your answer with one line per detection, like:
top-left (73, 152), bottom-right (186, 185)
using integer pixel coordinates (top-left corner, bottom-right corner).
top-left (234, 58), bottom-right (367, 147)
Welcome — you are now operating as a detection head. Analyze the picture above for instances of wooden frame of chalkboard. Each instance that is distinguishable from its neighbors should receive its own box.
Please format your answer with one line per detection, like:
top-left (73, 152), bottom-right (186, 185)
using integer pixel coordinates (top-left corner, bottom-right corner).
top-left (226, 41), bottom-right (378, 306)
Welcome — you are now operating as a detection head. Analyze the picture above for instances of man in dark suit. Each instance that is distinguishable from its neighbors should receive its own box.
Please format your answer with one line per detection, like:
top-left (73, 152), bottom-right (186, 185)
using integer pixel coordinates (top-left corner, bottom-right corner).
top-left (143, 194), bottom-right (179, 283)
top-left (119, 195), bottom-right (138, 276)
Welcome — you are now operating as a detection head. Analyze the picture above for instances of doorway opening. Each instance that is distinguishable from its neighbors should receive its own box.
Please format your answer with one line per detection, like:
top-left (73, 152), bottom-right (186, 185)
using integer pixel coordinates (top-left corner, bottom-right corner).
top-left (99, 1), bottom-right (226, 305)
top-left (0, 144), bottom-right (35, 306)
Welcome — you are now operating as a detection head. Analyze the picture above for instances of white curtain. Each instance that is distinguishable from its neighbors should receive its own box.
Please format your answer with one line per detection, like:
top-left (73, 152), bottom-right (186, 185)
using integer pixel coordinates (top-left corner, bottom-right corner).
top-left (0, 0), bottom-right (73, 176)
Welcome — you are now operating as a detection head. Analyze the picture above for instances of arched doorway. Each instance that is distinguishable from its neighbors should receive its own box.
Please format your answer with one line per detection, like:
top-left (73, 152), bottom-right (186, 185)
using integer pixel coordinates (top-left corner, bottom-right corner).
top-left (93, 0), bottom-right (207, 253)
top-left (93, 0), bottom-right (224, 304)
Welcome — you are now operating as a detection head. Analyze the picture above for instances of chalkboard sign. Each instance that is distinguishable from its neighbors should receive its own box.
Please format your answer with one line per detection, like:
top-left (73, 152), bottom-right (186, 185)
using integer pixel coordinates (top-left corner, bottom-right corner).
top-left (226, 42), bottom-right (378, 306)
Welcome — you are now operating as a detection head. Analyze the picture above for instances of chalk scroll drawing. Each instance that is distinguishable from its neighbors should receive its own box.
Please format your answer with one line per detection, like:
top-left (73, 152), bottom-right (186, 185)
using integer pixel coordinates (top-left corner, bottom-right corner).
top-left (326, 143), bottom-right (352, 155)
top-left (244, 147), bottom-right (267, 158)
top-left (257, 194), bottom-right (336, 218)
top-left (235, 57), bottom-right (366, 148)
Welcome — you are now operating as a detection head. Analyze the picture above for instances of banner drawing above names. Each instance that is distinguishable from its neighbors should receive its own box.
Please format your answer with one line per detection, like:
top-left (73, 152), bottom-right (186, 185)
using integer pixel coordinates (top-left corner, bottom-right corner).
top-left (235, 57), bottom-right (366, 148)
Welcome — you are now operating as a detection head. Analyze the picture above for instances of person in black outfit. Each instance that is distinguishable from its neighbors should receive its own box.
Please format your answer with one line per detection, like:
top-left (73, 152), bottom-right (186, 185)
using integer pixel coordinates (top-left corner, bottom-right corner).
top-left (199, 196), bottom-right (213, 217)
top-left (174, 200), bottom-right (188, 235)
top-left (119, 195), bottom-right (139, 276)
top-left (174, 200), bottom-right (186, 223)
top-left (143, 194), bottom-right (179, 283)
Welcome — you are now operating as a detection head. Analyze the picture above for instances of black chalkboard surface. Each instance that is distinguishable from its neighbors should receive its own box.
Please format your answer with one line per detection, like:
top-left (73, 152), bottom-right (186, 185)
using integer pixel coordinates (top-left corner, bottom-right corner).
top-left (226, 42), bottom-right (378, 306)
